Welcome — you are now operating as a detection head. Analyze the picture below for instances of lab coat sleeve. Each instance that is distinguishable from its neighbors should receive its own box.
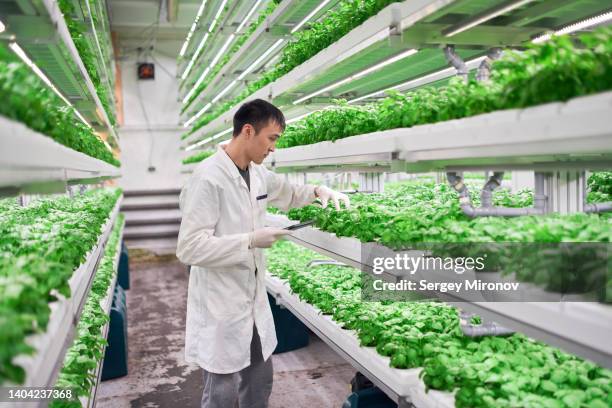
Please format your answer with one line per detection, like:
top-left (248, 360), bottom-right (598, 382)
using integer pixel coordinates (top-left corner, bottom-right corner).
top-left (176, 177), bottom-right (251, 268)
top-left (264, 167), bottom-right (316, 212)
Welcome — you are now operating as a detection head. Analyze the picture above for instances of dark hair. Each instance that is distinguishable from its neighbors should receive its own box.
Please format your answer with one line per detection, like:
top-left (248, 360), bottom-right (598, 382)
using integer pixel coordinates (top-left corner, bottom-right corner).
top-left (233, 99), bottom-right (285, 137)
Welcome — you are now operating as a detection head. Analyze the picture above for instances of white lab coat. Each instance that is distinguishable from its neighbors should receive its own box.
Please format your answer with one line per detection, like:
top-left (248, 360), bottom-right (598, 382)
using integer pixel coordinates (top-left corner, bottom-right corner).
top-left (176, 149), bottom-right (316, 374)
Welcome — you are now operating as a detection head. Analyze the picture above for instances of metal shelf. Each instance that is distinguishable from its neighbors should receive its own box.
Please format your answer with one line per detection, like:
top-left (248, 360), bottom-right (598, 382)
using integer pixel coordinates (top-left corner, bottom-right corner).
top-left (0, 115), bottom-right (120, 197)
top-left (266, 273), bottom-right (455, 408)
top-left (184, 0), bottom-right (611, 147)
top-left (262, 92), bottom-right (612, 173)
top-left (1, 0), bottom-right (119, 145)
top-left (182, 0), bottom-right (341, 118)
top-left (80, 219), bottom-right (124, 408)
top-left (11, 198), bottom-right (122, 390)
top-left (265, 214), bottom-right (612, 368)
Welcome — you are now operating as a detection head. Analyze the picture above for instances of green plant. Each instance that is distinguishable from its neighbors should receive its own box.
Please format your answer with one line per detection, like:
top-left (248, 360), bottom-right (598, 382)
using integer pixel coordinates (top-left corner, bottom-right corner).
top-left (0, 44), bottom-right (119, 166)
top-left (587, 172), bottom-right (612, 203)
top-left (274, 28), bottom-right (612, 149)
top-left (0, 188), bottom-right (121, 384)
top-left (182, 150), bottom-right (214, 165)
top-left (51, 215), bottom-right (124, 406)
top-left (266, 241), bottom-right (612, 408)
top-left (58, 0), bottom-right (117, 127)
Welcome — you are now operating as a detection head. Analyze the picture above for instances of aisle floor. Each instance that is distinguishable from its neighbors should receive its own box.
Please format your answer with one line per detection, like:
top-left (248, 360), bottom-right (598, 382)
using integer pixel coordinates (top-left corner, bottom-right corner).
top-left (97, 253), bottom-right (355, 408)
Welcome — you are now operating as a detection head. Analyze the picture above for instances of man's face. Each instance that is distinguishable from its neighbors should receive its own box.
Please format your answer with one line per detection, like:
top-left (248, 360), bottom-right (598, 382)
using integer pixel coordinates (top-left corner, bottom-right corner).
top-left (244, 121), bottom-right (282, 165)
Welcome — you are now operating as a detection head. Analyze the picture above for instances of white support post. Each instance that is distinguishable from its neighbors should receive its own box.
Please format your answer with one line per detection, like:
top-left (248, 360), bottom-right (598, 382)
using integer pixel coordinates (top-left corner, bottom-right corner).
top-left (511, 171), bottom-right (535, 192)
top-left (359, 172), bottom-right (384, 193)
top-left (538, 171), bottom-right (586, 214)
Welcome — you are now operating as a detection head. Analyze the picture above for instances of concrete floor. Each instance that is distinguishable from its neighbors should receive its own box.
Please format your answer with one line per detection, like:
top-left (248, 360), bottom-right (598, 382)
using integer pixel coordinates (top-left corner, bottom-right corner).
top-left (97, 252), bottom-right (355, 408)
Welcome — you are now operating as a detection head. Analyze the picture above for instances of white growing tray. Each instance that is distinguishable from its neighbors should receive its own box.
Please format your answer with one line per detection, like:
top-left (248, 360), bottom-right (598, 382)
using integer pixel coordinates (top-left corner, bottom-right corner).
top-left (266, 274), bottom-right (455, 408)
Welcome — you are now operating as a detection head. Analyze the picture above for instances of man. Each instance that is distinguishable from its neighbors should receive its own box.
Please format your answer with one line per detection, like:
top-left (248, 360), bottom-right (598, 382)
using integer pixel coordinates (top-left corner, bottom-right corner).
top-left (176, 99), bottom-right (350, 408)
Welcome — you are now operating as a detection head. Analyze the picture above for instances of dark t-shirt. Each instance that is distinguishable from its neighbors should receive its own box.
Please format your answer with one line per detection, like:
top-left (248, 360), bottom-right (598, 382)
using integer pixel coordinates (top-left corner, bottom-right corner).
top-left (236, 164), bottom-right (250, 191)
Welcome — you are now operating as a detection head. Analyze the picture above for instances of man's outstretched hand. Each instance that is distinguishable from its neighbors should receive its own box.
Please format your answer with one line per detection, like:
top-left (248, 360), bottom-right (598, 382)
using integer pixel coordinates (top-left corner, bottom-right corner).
top-left (249, 227), bottom-right (292, 248)
top-left (315, 186), bottom-right (351, 210)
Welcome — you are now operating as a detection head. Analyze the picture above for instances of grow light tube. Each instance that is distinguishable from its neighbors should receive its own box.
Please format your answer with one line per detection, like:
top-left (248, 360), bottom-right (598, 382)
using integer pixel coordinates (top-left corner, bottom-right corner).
top-left (293, 48), bottom-right (418, 104)
top-left (182, 67), bottom-right (211, 104)
top-left (181, 32), bottom-right (210, 80)
top-left (347, 56), bottom-right (487, 104)
top-left (212, 80), bottom-right (238, 103)
top-left (444, 0), bottom-right (535, 38)
top-left (184, 103), bottom-right (212, 128)
top-left (237, 39), bottom-right (284, 80)
top-left (186, 128), bottom-right (233, 151)
top-left (532, 10), bottom-right (612, 44)
top-left (237, 0), bottom-right (263, 33)
top-left (286, 107), bottom-right (332, 124)
top-left (209, 0), bottom-right (229, 33)
top-left (179, 0), bottom-right (208, 57)
top-left (181, 0), bottom-right (228, 80)
top-left (9, 42), bottom-right (91, 128)
top-left (291, 0), bottom-right (332, 33)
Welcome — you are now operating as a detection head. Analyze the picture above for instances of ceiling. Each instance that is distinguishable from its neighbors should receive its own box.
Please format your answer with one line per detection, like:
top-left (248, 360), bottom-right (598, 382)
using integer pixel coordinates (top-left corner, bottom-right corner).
top-left (108, 0), bottom-right (201, 57)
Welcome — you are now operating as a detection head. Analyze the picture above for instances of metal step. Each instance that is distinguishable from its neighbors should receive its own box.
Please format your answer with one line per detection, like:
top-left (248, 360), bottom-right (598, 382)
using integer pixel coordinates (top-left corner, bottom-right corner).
top-left (123, 209), bottom-right (182, 226)
top-left (123, 224), bottom-right (180, 240)
top-left (123, 188), bottom-right (181, 197)
top-left (121, 201), bottom-right (180, 211)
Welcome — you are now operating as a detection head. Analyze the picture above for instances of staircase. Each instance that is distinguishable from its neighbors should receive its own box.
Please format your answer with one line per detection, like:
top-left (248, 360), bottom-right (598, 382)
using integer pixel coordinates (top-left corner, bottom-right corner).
top-left (121, 189), bottom-right (182, 253)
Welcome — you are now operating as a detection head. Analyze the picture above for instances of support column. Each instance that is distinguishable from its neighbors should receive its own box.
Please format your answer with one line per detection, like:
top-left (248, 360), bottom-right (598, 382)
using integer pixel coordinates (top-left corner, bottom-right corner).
top-left (359, 172), bottom-right (384, 193)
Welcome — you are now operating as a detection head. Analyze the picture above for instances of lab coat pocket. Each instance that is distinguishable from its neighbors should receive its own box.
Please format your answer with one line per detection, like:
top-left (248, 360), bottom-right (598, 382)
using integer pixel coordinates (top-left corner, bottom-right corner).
top-left (205, 268), bottom-right (250, 319)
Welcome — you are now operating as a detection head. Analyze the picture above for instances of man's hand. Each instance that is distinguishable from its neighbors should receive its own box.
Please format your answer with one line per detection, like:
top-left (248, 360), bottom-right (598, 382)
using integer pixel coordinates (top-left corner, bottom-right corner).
top-left (315, 186), bottom-right (351, 210)
top-left (249, 227), bottom-right (292, 248)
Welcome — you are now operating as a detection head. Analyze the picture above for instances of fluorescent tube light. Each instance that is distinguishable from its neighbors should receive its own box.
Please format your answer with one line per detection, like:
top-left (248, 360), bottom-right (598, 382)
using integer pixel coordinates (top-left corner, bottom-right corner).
top-left (184, 103), bottom-right (212, 128)
top-left (212, 80), bottom-right (238, 103)
top-left (9, 42), bottom-right (91, 128)
top-left (237, 39), bottom-right (284, 80)
top-left (286, 107), bottom-right (331, 124)
top-left (209, 34), bottom-right (235, 69)
top-left (532, 11), bottom-right (612, 43)
top-left (209, 0), bottom-right (229, 33)
top-left (186, 128), bottom-right (233, 151)
top-left (291, 0), bottom-right (331, 33)
top-left (237, 0), bottom-right (263, 32)
top-left (445, 0), bottom-right (535, 38)
top-left (293, 48), bottom-right (418, 104)
top-left (183, 67), bottom-right (211, 104)
top-left (347, 56), bottom-right (487, 104)
top-left (180, 1), bottom-right (208, 57)
top-left (181, 32), bottom-right (210, 80)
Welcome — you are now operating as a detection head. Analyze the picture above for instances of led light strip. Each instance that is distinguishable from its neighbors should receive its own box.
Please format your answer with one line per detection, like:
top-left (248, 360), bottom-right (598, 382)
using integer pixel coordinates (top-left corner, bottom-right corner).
top-left (9, 42), bottom-right (91, 128)
top-left (184, 102), bottom-right (212, 128)
top-left (237, 0), bottom-right (263, 32)
top-left (444, 0), bottom-right (535, 38)
top-left (293, 48), bottom-right (418, 105)
top-left (179, 0), bottom-right (208, 57)
top-left (186, 107), bottom-right (330, 150)
top-left (181, 0), bottom-right (266, 100)
top-left (237, 39), bottom-right (284, 80)
top-left (212, 80), bottom-right (238, 103)
top-left (291, 0), bottom-right (331, 33)
top-left (347, 56), bottom-right (487, 104)
top-left (181, 0), bottom-right (229, 80)
top-left (532, 10), bottom-right (612, 43)
top-left (186, 128), bottom-right (233, 151)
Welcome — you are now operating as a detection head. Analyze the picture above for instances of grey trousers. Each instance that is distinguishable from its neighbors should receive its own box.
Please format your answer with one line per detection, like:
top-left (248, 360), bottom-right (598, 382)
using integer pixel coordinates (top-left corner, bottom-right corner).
top-left (201, 326), bottom-right (273, 408)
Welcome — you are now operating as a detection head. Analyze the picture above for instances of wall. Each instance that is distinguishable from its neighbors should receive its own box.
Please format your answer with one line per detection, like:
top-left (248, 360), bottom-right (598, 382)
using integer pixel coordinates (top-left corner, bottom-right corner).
top-left (116, 47), bottom-right (189, 191)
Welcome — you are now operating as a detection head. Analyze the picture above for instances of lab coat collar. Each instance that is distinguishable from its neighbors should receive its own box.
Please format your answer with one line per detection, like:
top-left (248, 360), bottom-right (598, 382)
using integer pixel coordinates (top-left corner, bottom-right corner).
top-left (216, 145), bottom-right (252, 181)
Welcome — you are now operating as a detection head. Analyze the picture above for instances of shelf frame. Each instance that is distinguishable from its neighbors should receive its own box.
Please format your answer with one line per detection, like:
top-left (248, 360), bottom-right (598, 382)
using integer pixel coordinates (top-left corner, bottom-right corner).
top-left (0, 115), bottom-right (120, 198)
top-left (266, 273), bottom-right (455, 408)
